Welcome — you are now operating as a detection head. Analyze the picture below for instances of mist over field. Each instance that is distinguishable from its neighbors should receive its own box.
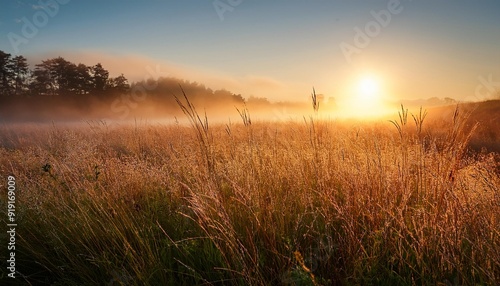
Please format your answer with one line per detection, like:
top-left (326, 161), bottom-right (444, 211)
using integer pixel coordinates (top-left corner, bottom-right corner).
top-left (1, 1), bottom-right (500, 285)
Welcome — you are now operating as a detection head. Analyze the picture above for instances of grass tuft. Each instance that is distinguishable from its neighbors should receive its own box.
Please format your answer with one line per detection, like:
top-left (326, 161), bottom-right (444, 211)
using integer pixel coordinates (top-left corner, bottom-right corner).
top-left (0, 101), bottom-right (498, 285)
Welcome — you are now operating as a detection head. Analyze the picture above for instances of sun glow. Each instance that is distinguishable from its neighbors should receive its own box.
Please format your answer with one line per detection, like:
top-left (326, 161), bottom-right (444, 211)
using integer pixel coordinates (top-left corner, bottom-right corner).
top-left (358, 76), bottom-right (380, 100)
top-left (338, 74), bottom-right (392, 119)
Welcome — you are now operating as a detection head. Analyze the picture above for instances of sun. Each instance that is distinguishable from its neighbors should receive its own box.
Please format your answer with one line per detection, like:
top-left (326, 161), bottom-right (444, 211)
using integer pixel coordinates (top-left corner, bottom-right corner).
top-left (357, 76), bottom-right (380, 100)
top-left (338, 74), bottom-right (391, 118)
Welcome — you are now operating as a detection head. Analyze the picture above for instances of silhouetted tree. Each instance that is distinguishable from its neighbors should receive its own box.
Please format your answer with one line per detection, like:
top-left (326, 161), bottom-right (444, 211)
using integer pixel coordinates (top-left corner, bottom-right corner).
top-left (73, 63), bottom-right (92, 95)
top-left (0, 51), bottom-right (14, 96)
top-left (51, 57), bottom-right (75, 94)
top-left (33, 59), bottom-right (56, 95)
top-left (108, 73), bottom-right (130, 94)
top-left (32, 57), bottom-right (78, 95)
top-left (10, 55), bottom-right (30, 96)
top-left (91, 63), bottom-right (109, 94)
top-left (1, 52), bottom-right (251, 116)
top-left (30, 66), bottom-right (52, 96)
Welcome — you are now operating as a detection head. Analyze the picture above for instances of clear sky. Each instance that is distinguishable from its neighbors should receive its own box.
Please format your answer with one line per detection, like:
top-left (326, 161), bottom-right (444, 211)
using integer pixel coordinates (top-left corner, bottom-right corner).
top-left (1, 0), bottom-right (500, 110)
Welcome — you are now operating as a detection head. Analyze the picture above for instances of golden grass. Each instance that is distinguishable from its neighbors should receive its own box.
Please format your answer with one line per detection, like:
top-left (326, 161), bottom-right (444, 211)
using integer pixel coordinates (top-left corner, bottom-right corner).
top-left (0, 104), bottom-right (499, 285)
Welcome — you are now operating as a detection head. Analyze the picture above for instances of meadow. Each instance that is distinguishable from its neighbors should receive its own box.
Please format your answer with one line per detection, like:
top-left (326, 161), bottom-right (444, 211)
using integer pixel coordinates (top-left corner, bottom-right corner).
top-left (0, 99), bottom-right (499, 285)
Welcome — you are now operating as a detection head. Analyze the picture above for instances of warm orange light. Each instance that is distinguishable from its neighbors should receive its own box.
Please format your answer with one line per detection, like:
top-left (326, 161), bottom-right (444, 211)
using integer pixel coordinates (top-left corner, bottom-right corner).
top-left (358, 76), bottom-right (380, 100)
top-left (337, 74), bottom-right (392, 119)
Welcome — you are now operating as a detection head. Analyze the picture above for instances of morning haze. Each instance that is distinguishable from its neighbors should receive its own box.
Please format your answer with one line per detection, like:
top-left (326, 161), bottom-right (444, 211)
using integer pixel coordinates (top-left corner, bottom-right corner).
top-left (0, 1), bottom-right (499, 285)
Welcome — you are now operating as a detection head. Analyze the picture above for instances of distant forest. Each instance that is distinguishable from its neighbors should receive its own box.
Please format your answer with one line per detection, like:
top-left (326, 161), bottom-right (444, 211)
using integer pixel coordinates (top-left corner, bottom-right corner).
top-left (0, 51), bottom-right (131, 97)
top-left (1, 50), bottom-right (487, 122)
top-left (0, 50), bottom-right (268, 120)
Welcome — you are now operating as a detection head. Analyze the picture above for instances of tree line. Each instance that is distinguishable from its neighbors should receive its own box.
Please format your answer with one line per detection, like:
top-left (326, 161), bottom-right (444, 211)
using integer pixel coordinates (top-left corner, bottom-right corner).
top-left (0, 50), bottom-right (129, 97)
top-left (0, 50), bottom-right (251, 120)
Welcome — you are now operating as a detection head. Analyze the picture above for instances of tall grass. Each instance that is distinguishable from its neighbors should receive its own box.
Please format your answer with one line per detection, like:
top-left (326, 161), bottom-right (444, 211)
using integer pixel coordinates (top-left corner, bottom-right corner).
top-left (0, 101), bottom-right (498, 285)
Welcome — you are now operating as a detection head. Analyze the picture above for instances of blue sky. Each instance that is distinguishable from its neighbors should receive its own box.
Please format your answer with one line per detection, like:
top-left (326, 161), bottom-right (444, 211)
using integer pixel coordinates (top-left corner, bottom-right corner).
top-left (1, 0), bottom-right (499, 106)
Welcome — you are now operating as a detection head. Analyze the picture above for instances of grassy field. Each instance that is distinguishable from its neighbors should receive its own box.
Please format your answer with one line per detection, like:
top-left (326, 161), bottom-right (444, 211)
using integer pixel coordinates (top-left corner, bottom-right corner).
top-left (0, 101), bottom-right (499, 285)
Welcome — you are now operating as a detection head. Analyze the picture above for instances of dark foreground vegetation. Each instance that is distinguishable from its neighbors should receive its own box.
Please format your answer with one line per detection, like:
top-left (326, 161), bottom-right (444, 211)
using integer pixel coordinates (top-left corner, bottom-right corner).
top-left (0, 98), bottom-right (499, 285)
